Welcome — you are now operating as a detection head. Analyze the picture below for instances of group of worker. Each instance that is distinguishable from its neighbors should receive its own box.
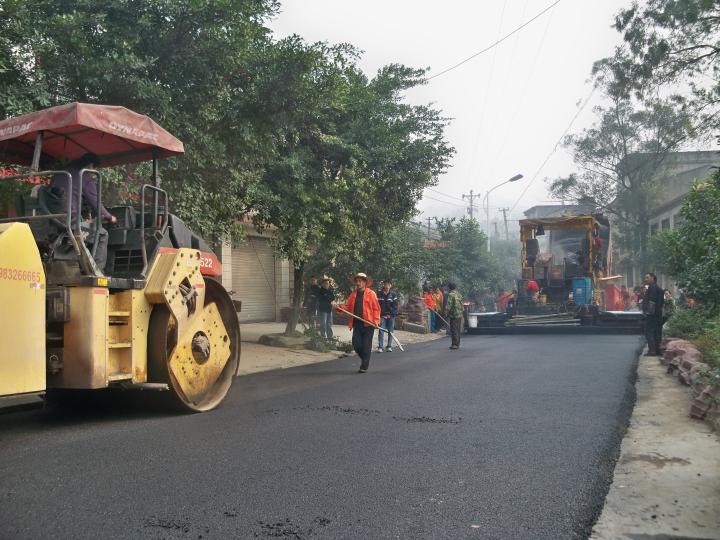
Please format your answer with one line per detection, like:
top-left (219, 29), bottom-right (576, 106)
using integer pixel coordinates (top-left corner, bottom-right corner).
top-left (304, 273), bottom-right (464, 373)
top-left (422, 285), bottom-right (448, 332)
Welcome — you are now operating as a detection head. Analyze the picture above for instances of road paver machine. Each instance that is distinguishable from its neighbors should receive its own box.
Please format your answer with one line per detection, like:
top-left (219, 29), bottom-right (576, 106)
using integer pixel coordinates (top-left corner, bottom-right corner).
top-left (0, 103), bottom-right (240, 411)
top-left (468, 214), bottom-right (643, 334)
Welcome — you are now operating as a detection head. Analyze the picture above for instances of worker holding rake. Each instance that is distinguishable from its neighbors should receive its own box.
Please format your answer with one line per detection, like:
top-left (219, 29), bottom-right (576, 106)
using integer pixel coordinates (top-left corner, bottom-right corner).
top-left (335, 273), bottom-right (382, 373)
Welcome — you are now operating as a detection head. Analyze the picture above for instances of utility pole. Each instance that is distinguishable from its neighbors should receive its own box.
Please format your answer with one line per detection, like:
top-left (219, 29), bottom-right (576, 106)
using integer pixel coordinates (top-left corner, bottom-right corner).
top-left (462, 190), bottom-right (477, 220)
top-left (500, 207), bottom-right (510, 240)
top-left (493, 220), bottom-right (499, 239)
top-left (425, 217), bottom-right (433, 239)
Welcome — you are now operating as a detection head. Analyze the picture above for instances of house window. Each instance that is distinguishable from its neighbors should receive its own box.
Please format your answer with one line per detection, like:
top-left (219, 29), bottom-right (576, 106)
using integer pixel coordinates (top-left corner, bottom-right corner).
top-left (673, 213), bottom-right (683, 228)
top-left (650, 223), bottom-right (659, 235)
top-left (661, 218), bottom-right (671, 231)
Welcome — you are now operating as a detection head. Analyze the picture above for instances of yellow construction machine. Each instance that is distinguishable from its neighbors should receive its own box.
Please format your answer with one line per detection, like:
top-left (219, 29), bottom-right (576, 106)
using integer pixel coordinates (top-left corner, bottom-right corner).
top-left (0, 103), bottom-right (240, 412)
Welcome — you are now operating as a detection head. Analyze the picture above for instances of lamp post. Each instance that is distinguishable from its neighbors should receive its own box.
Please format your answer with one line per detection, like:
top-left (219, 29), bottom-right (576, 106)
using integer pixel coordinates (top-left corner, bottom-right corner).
top-left (484, 173), bottom-right (523, 252)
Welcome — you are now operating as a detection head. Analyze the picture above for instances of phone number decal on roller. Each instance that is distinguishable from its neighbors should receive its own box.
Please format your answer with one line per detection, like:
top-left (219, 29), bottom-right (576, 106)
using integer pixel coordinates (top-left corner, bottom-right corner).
top-left (0, 267), bottom-right (42, 283)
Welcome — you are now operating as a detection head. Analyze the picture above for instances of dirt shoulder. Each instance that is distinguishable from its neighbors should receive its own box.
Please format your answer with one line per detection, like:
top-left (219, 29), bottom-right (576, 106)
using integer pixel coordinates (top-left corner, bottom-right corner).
top-left (591, 353), bottom-right (720, 539)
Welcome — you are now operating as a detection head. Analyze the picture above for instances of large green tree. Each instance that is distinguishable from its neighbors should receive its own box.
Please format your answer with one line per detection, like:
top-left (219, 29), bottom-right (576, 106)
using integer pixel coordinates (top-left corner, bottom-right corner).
top-left (249, 47), bottom-right (454, 333)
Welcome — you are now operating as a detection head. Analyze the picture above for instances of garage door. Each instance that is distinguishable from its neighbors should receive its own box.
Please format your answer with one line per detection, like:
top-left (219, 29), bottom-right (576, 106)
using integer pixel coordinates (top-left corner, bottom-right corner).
top-left (231, 236), bottom-right (276, 322)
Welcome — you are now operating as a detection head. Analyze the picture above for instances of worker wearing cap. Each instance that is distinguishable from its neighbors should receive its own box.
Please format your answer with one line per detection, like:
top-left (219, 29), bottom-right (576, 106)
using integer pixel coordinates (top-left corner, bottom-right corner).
top-left (336, 273), bottom-right (381, 373)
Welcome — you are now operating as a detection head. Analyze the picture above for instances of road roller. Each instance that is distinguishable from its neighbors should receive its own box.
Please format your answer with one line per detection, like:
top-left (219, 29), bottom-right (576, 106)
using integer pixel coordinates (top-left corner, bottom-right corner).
top-left (0, 103), bottom-right (240, 411)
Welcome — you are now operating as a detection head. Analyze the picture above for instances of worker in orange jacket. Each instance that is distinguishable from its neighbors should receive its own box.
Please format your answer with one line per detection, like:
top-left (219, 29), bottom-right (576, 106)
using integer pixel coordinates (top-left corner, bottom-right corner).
top-left (336, 273), bottom-right (381, 373)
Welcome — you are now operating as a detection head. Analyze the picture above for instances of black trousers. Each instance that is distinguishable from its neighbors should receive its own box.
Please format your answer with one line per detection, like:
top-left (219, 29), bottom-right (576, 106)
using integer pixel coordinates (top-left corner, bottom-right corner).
top-left (450, 317), bottom-right (462, 348)
top-left (352, 324), bottom-right (375, 370)
top-left (645, 316), bottom-right (662, 354)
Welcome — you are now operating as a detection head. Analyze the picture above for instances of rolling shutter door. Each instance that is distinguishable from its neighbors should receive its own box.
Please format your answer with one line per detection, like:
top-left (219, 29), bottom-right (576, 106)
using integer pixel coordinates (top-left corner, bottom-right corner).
top-left (231, 236), bottom-right (276, 322)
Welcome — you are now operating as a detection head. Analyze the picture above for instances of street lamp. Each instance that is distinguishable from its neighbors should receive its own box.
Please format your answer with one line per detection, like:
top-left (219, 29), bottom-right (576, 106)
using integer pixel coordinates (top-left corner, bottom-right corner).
top-left (484, 173), bottom-right (524, 252)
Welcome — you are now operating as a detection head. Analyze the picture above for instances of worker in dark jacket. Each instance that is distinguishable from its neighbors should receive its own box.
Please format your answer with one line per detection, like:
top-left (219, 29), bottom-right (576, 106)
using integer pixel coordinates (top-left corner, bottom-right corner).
top-left (642, 272), bottom-right (665, 355)
top-left (376, 279), bottom-right (398, 352)
top-left (50, 153), bottom-right (116, 270)
top-left (317, 277), bottom-right (335, 339)
top-left (302, 275), bottom-right (321, 328)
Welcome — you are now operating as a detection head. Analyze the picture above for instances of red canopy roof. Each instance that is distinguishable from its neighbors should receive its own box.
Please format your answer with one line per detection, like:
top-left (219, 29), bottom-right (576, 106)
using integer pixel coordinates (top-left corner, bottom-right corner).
top-left (0, 102), bottom-right (184, 168)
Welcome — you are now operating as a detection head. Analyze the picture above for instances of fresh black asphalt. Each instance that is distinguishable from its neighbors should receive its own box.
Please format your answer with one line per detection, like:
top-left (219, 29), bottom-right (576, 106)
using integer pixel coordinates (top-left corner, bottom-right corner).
top-left (0, 334), bottom-right (642, 539)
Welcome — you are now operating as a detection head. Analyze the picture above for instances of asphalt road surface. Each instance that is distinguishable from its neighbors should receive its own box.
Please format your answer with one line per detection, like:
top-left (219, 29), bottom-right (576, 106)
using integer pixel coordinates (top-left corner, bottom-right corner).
top-left (0, 334), bottom-right (642, 540)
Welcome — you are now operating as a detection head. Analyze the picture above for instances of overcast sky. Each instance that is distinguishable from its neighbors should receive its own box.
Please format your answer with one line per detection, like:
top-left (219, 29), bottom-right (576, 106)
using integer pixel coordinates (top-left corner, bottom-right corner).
top-left (269, 0), bottom-right (631, 231)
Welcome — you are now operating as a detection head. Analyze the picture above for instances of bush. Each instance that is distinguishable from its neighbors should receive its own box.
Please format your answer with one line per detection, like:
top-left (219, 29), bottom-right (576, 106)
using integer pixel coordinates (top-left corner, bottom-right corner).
top-left (694, 317), bottom-right (720, 369)
top-left (666, 307), bottom-right (720, 369)
top-left (666, 306), bottom-right (709, 339)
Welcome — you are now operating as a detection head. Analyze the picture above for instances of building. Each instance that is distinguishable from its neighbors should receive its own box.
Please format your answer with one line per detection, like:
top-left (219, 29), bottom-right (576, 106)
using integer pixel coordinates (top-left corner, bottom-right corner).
top-left (619, 150), bottom-right (718, 290)
top-left (218, 225), bottom-right (293, 323)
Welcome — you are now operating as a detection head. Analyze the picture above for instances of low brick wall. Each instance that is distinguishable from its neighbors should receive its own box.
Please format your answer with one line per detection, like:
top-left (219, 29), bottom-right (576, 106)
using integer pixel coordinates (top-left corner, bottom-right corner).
top-left (662, 338), bottom-right (720, 431)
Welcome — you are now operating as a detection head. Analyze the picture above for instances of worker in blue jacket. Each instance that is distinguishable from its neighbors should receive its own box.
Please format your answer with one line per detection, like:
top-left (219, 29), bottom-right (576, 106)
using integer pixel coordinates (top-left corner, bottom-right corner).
top-left (376, 279), bottom-right (398, 352)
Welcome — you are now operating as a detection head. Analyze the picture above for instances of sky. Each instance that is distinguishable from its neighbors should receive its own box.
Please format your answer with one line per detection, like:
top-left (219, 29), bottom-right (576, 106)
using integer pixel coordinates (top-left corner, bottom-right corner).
top-left (269, 0), bottom-right (631, 232)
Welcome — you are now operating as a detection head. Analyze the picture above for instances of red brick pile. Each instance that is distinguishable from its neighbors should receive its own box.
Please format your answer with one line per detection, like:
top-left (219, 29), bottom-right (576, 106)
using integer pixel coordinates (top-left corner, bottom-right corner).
top-left (662, 338), bottom-right (720, 429)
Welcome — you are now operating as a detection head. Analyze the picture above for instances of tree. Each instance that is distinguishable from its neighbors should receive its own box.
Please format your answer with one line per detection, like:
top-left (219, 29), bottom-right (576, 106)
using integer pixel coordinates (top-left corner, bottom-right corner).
top-left (548, 85), bottom-right (693, 269)
top-left (661, 171), bottom-right (720, 309)
top-left (248, 44), bottom-right (454, 334)
top-left (0, 0), bottom-right (279, 240)
top-left (423, 218), bottom-right (500, 301)
top-left (307, 223), bottom-right (428, 297)
top-left (599, 0), bottom-right (720, 136)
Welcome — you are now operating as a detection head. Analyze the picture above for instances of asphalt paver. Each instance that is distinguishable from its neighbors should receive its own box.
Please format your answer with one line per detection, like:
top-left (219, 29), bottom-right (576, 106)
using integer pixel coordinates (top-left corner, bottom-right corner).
top-left (0, 334), bottom-right (643, 539)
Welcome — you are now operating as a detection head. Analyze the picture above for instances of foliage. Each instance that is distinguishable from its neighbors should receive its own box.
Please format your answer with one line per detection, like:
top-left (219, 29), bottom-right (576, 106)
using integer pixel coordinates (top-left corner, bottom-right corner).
top-left (666, 305), bottom-right (708, 339)
top-left (246, 52), bottom-right (453, 333)
top-left (489, 238), bottom-right (521, 291)
top-left (662, 172), bottom-right (720, 309)
top-left (667, 307), bottom-right (720, 369)
top-left (0, 0), bottom-right (278, 240)
top-left (423, 217), bottom-right (501, 301)
top-left (307, 218), bottom-right (508, 303)
top-left (307, 222), bottom-right (427, 296)
top-left (600, 0), bottom-right (720, 136)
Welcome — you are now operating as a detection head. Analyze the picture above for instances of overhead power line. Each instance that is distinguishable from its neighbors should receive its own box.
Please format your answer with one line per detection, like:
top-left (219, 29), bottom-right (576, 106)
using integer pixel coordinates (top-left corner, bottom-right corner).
top-left (427, 187), bottom-right (465, 202)
top-left (423, 194), bottom-right (467, 208)
top-left (509, 85), bottom-right (597, 213)
top-left (427, 0), bottom-right (562, 81)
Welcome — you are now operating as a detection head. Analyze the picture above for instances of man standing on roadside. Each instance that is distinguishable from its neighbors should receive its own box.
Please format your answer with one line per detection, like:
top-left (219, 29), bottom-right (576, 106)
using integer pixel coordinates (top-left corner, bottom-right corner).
top-left (302, 275), bottom-right (321, 329)
top-left (642, 272), bottom-right (664, 355)
top-left (336, 273), bottom-right (380, 373)
top-left (318, 277), bottom-right (335, 339)
top-left (445, 282), bottom-right (464, 350)
top-left (377, 279), bottom-right (398, 353)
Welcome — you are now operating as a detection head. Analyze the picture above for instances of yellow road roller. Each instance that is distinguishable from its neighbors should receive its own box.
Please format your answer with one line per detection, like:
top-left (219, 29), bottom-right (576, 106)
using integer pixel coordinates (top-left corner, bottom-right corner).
top-left (0, 103), bottom-right (240, 412)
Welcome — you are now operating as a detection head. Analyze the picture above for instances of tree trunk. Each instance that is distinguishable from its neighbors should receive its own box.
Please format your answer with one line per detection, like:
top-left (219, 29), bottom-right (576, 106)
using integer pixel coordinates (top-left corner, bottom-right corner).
top-left (285, 262), bottom-right (305, 336)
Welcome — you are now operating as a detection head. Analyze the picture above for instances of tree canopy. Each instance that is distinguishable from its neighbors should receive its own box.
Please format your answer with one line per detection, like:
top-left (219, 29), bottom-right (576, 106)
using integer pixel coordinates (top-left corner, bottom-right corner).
top-left (599, 0), bottom-right (719, 135)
